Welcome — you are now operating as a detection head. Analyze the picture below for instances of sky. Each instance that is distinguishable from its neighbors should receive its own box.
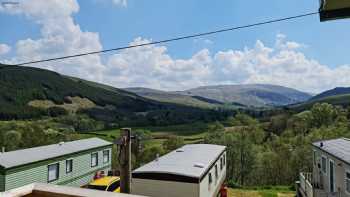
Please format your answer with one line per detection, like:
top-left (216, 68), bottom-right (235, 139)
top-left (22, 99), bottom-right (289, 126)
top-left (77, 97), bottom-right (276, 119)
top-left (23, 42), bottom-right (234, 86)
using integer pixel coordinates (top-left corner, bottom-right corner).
top-left (0, 0), bottom-right (350, 94)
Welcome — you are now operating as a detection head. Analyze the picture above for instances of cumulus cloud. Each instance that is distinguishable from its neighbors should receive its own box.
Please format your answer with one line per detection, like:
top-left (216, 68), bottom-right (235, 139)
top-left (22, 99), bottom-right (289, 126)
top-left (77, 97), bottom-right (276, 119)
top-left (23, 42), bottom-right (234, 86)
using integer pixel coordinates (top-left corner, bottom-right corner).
top-left (0, 0), bottom-right (106, 82)
top-left (1, 1), bottom-right (350, 93)
top-left (105, 35), bottom-right (350, 93)
top-left (0, 44), bottom-right (11, 55)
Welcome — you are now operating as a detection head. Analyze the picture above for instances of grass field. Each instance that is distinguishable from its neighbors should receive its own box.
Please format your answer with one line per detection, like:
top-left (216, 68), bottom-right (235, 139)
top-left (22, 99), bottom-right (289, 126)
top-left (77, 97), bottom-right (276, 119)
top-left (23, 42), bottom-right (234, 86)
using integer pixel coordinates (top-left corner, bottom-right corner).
top-left (229, 187), bottom-right (295, 197)
top-left (76, 122), bottom-right (210, 147)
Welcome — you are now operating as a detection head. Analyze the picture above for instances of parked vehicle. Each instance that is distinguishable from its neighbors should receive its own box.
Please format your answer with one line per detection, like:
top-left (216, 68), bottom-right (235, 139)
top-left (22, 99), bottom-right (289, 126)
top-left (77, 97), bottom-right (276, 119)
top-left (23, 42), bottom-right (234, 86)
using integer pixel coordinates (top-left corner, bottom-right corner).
top-left (87, 176), bottom-right (121, 193)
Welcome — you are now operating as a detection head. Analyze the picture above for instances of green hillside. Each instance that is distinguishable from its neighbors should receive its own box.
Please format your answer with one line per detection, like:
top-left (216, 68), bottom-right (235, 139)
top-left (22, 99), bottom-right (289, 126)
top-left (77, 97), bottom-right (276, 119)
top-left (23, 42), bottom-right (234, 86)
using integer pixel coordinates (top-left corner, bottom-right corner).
top-left (0, 64), bottom-right (231, 126)
top-left (288, 94), bottom-right (350, 111)
top-left (0, 64), bottom-right (164, 119)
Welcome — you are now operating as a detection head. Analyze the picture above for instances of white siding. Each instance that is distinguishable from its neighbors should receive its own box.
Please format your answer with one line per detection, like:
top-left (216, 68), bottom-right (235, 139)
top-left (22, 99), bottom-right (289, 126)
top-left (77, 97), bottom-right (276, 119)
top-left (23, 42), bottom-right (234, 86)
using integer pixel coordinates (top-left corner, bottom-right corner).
top-left (131, 178), bottom-right (198, 197)
top-left (4, 147), bottom-right (111, 191)
top-left (199, 152), bottom-right (226, 197)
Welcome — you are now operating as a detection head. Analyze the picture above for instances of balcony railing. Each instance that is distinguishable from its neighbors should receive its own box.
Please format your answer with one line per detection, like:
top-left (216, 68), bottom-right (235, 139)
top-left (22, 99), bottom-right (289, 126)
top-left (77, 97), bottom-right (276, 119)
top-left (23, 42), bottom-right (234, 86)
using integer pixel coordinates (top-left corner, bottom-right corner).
top-left (299, 172), bottom-right (313, 197)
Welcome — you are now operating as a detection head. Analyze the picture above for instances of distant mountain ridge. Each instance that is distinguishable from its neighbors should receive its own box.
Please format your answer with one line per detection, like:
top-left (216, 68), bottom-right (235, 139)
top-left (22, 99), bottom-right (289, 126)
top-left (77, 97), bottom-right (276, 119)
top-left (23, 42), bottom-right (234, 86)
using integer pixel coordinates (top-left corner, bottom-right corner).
top-left (126, 84), bottom-right (312, 108)
top-left (310, 87), bottom-right (350, 101)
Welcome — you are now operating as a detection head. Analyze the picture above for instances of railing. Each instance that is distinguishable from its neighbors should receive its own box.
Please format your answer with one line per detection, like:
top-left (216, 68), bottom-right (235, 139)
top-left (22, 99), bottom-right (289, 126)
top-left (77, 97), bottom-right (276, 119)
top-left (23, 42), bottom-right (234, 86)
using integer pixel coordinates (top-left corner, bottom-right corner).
top-left (299, 172), bottom-right (313, 197)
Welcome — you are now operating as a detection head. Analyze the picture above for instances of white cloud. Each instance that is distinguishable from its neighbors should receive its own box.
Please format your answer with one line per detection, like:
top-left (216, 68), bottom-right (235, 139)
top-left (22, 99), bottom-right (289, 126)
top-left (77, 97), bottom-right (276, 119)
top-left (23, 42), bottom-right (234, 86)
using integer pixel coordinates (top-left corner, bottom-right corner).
top-left (105, 35), bottom-right (350, 93)
top-left (0, 0), bottom-right (106, 82)
top-left (1, 1), bottom-right (350, 93)
top-left (0, 44), bottom-right (11, 55)
top-left (112, 0), bottom-right (127, 7)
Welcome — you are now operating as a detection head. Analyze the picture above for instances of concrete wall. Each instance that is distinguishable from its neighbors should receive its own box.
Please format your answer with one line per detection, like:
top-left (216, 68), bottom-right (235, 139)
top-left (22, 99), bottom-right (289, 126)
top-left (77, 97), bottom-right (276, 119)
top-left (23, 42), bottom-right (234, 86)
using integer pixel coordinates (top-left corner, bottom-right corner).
top-left (313, 148), bottom-right (350, 197)
top-left (199, 151), bottom-right (226, 197)
top-left (3, 146), bottom-right (112, 191)
top-left (131, 178), bottom-right (198, 197)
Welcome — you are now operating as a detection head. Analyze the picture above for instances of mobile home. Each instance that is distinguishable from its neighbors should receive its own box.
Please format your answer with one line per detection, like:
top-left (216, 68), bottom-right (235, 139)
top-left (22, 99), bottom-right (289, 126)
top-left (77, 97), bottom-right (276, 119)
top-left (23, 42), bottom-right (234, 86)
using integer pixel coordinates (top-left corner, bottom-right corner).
top-left (131, 144), bottom-right (226, 197)
top-left (298, 138), bottom-right (350, 197)
top-left (0, 138), bottom-right (113, 192)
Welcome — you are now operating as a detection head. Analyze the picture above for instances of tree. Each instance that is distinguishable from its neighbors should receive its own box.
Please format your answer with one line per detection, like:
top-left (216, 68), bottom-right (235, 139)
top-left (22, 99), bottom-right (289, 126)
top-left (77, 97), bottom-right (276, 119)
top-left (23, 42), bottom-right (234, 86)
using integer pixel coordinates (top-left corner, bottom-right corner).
top-left (163, 136), bottom-right (184, 152)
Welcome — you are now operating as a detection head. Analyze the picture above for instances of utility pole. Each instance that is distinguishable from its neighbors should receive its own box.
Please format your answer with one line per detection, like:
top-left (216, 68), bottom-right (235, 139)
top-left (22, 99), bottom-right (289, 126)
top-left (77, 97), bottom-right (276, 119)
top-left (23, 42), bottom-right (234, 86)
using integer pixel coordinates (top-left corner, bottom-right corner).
top-left (119, 128), bottom-right (131, 193)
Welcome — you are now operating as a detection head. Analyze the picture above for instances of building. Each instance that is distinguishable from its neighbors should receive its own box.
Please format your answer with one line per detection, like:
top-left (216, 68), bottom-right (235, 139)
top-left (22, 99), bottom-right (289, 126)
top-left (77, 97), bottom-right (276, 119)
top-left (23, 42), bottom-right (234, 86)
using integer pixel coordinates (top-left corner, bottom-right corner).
top-left (298, 138), bottom-right (350, 197)
top-left (319, 0), bottom-right (350, 21)
top-left (1, 182), bottom-right (147, 197)
top-left (0, 138), bottom-right (113, 192)
top-left (131, 144), bottom-right (226, 197)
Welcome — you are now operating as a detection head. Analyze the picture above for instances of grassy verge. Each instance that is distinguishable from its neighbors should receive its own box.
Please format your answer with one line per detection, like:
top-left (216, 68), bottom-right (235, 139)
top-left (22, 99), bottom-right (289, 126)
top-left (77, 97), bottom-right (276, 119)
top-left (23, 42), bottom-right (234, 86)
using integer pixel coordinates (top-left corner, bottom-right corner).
top-left (229, 186), bottom-right (295, 197)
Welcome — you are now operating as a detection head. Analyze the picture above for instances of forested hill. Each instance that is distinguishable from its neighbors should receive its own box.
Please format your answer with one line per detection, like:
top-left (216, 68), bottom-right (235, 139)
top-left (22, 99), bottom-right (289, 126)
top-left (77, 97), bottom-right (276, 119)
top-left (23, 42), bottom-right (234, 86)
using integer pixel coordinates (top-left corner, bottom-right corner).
top-left (310, 87), bottom-right (350, 101)
top-left (0, 64), bottom-right (166, 119)
top-left (177, 84), bottom-right (312, 107)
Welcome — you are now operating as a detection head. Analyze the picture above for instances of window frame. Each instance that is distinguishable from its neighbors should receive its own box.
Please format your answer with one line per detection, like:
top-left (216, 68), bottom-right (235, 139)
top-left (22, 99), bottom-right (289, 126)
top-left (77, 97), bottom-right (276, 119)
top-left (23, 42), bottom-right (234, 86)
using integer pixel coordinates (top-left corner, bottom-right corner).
top-left (103, 149), bottom-right (110, 164)
top-left (208, 172), bottom-right (212, 185)
top-left (215, 164), bottom-right (218, 179)
top-left (345, 170), bottom-right (350, 194)
top-left (313, 150), bottom-right (317, 166)
top-left (321, 155), bottom-right (327, 174)
top-left (329, 159), bottom-right (336, 193)
top-left (66, 159), bottom-right (73, 174)
top-left (47, 163), bottom-right (60, 183)
top-left (91, 152), bottom-right (99, 167)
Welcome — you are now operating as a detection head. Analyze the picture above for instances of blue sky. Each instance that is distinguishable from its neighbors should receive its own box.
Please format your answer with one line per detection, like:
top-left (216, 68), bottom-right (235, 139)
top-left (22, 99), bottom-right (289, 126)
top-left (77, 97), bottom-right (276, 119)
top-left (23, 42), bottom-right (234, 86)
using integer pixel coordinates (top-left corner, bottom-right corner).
top-left (0, 0), bottom-right (350, 93)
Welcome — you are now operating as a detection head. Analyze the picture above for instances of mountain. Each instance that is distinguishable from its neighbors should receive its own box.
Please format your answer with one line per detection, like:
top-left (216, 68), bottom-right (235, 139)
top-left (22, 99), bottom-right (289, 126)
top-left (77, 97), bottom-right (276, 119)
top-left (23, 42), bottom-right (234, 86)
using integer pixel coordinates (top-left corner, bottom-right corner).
top-left (287, 87), bottom-right (350, 111)
top-left (124, 87), bottom-right (224, 108)
top-left (310, 87), bottom-right (350, 101)
top-left (0, 64), bottom-right (165, 119)
top-left (177, 84), bottom-right (312, 107)
top-left (0, 64), bottom-right (231, 126)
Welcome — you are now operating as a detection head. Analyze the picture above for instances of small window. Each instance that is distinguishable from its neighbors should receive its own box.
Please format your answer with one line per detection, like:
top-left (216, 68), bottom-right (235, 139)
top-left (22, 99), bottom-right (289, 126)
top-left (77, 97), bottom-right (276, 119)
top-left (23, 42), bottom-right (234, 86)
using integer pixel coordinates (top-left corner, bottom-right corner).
top-left (208, 173), bottom-right (212, 184)
top-left (220, 157), bottom-right (223, 170)
top-left (103, 150), bottom-right (110, 163)
top-left (215, 164), bottom-right (218, 178)
top-left (321, 156), bottom-right (327, 174)
top-left (223, 154), bottom-right (226, 166)
top-left (66, 159), bottom-right (73, 173)
top-left (48, 163), bottom-right (59, 182)
top-left (346, 172), bottom-right (350, 193)
top-left (107, 180), bottom-right (120, 192)
top-left (91, 152), bottom-right (98, 167)
top-left (313, 150), bottom-right (317, 166)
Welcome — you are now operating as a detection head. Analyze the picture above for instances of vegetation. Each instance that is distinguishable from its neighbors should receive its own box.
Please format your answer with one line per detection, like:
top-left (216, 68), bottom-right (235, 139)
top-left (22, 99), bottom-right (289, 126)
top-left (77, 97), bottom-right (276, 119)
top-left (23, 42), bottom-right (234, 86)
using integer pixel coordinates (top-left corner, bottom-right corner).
top-left (205, 103), bottom-right (350, 187)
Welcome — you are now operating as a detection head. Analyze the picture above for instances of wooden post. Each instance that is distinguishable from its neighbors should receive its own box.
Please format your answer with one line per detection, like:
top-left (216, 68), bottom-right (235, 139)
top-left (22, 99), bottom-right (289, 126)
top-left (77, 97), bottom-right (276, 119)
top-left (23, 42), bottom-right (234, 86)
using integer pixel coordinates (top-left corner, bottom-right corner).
top-left (120, 128), bottom-right (131, 193)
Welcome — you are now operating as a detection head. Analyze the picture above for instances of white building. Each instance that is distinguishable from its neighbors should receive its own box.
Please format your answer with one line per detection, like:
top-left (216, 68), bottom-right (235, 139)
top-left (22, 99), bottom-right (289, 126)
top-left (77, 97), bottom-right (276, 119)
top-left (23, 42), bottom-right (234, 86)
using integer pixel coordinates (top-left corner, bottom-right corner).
top-left (131, 144), bottom-right (226, 197)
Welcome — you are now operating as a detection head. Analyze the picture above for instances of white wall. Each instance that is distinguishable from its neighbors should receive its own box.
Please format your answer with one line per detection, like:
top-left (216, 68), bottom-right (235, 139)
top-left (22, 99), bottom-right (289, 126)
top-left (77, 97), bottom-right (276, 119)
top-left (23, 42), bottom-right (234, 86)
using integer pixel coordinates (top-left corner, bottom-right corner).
top-left (199, 151), bottom-right (226, 197)
top-left (131, 178), bottom-right (198, 197)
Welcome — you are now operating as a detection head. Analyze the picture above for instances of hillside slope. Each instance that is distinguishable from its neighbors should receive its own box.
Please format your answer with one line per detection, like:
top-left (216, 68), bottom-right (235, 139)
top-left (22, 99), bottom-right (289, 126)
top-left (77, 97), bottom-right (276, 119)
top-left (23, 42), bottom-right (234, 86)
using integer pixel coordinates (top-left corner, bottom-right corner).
top-left (311, 87), bottom-right (350, 101)
top-left (0, 64), bottom-right (166, 119)
top-left (124, 87), bottom-right (224, 108)
top-left (177, 84), bottom-right (311, 107)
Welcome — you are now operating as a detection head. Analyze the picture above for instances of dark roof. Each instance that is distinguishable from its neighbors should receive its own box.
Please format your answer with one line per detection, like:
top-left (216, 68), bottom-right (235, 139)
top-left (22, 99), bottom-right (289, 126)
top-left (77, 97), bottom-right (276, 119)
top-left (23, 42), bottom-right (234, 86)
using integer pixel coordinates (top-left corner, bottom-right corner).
top-left (133, 144), bottom-right (226, 179)
top-left (312, 138), bottom-right (350, 164)
top-left (0, 138), bottom-right (112, 169)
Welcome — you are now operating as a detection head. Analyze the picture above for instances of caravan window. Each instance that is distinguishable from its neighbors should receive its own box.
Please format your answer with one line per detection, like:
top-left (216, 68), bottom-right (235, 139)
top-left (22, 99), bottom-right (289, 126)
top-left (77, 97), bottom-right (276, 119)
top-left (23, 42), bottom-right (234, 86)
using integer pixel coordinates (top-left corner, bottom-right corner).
top-left (91, 152), bottom-right (98, 167)
top-left (321, 156), bottom-right (327, 174)
top-left (346, 171), bottom-right (350, 193)
top-left (48, 163), bottom-right (59, 182)
top-left (103, 150), bottom-right (110, 163)
top-left (66, 159), bottom-right (73, 173)
top-left (208, 173), bottom-right (212, 185)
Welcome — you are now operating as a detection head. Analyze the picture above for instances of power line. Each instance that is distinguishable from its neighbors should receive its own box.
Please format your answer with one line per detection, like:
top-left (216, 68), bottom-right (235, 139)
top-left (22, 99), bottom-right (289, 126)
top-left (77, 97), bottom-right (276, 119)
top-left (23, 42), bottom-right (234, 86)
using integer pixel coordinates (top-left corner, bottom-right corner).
top-left (14, 11), bottom-right (319, 66)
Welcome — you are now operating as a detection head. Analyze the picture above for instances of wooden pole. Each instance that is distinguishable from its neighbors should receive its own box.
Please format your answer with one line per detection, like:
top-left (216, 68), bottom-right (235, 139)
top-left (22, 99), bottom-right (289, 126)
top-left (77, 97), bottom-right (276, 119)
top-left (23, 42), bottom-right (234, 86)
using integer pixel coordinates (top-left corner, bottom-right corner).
top-left (120, 128), bottom-right (131, 193)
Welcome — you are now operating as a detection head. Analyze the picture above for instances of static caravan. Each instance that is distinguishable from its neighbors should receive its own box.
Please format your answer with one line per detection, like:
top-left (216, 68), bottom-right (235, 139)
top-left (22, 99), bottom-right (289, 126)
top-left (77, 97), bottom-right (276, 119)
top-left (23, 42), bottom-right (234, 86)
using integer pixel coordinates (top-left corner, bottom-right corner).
top-left (0, 138), bottom-right (113, 192)
top-left (131, 144), bottom-right (226, 197)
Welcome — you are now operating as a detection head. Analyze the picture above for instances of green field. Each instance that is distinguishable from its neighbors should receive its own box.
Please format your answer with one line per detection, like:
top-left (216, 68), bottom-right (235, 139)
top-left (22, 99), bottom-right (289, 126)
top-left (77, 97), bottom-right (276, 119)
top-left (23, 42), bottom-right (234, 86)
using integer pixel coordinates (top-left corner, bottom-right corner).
top-left (77, 122), bottom-right (210, 148)
top-left (229, 186), bottom-right (295, 197)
